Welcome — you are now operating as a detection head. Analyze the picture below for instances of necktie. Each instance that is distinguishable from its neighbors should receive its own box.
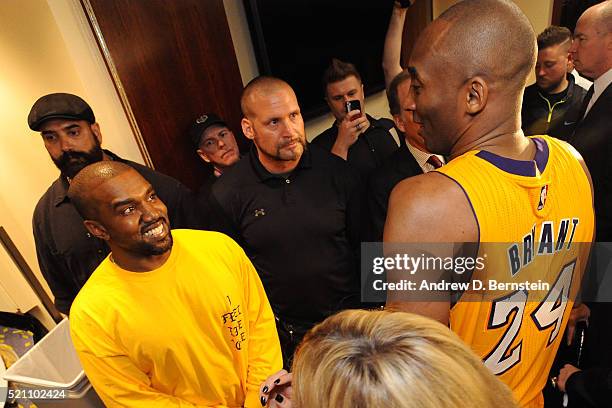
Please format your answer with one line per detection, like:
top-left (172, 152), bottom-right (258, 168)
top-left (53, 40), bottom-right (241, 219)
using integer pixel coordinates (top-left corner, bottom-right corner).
top-left (427, 155), bottom-right (443, 169)
top-left (579, 84), bottom-right (594, 120)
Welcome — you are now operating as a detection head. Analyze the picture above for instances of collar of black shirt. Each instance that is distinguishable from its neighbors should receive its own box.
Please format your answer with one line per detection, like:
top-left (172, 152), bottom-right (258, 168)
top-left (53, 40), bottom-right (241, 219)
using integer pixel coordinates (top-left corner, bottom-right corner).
top-left (53, 149), bottom-right (120, 207)
top-left (248, 144), bottom-right (313, 182)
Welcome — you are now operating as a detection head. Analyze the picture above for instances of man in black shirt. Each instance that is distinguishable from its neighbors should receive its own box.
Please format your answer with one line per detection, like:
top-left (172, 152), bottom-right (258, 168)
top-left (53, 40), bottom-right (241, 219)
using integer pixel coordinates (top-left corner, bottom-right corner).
top-left (28, 93), bottom-right (197, 314)
top-left (521, 26), bottom-right (587, 140)
top-left (211, 77), bottom-right (363, 364)
top-left (311, 59), bottom-right (398, 179)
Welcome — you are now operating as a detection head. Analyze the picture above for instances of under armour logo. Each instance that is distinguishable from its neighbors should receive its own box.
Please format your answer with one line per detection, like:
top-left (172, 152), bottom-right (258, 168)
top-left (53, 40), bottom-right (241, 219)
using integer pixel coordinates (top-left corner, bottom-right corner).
top-left (254, 208), bottom-right (266, 217)
top-left (196, 114), bottom-right (209, 124)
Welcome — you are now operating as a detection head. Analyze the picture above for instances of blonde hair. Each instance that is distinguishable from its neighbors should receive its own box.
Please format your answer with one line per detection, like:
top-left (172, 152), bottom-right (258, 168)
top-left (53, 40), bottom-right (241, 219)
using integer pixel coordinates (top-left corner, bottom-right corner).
top-left (292, 310), bottom-right (517, 408)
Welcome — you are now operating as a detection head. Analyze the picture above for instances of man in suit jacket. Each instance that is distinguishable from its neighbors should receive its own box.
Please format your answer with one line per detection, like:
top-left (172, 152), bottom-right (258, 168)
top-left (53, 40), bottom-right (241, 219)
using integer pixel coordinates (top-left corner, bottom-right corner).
top-left (569, 1), bottom-right (612, 241)
top-left (562, 3), bottom-right (612, 401)
top-left (367, 71), bottom-right (444, 242)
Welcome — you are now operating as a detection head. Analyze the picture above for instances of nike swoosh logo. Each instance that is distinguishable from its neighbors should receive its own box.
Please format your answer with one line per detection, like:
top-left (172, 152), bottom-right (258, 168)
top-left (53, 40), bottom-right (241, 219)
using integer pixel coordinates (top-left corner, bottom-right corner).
top-left (564, 121), bottom-right (576, 126)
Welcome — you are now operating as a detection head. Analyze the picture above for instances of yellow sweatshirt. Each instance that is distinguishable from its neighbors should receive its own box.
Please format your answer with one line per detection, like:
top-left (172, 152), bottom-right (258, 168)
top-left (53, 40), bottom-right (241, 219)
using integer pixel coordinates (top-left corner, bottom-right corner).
top-left (69, 230), bottom-right (282, 407)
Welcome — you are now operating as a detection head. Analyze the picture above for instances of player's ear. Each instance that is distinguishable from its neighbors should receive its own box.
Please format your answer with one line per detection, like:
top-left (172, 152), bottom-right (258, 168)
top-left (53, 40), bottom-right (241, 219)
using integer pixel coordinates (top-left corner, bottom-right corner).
top-left (465, 77), bottom-right (487, 115)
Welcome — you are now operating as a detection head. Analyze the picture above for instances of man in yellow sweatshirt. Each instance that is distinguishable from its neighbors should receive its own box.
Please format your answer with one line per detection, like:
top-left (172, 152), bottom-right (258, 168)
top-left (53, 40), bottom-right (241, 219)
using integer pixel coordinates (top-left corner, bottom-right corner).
top-left (67, 160), bottom-right (282, 407)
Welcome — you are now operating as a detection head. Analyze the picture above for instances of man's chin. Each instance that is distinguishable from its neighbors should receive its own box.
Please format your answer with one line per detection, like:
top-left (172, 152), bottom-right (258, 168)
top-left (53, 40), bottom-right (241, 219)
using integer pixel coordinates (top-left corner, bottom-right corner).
top-left (536, 82), bottom-right (554, 93)
top-left (139, 233), bottom-right (173, 256)
top-left (279, 144), bottom-right (304, 161)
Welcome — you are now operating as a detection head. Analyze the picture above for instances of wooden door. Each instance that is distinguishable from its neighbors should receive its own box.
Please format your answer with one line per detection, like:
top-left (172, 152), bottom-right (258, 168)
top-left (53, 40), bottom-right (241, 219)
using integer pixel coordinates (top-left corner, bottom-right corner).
top-left (82, 0), bottom-right (246, 190)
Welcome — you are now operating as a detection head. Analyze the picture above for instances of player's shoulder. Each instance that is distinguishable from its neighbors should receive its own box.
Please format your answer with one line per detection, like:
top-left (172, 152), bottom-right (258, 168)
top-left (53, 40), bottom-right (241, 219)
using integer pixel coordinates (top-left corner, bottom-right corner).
top-left (391, 171), bottom-right (465, 206)
top-left (387, 171), bottom-right (478, 242)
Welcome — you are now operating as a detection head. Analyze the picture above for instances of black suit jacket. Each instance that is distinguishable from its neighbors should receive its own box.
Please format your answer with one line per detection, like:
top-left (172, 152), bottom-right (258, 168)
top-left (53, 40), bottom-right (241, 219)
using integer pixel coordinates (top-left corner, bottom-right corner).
top-left (366, 141), bottom-right (423, 242)
top-left (569, 82), bottom-right (612, 241)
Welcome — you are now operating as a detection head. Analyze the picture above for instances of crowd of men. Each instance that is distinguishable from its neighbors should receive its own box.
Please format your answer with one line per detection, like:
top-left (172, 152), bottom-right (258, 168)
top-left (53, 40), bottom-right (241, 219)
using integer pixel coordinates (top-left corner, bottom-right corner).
top-left (25, 0), bottom-right (611, 407)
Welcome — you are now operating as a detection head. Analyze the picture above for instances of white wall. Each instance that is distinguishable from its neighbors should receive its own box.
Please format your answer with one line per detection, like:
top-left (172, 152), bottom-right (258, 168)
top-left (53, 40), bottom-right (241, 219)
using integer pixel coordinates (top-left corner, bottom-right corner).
top-left (0, 0), bottom-right (141, 305)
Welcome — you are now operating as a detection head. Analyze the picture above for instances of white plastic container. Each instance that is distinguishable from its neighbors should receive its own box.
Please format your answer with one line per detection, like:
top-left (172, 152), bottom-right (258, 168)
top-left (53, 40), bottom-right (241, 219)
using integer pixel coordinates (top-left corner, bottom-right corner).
top-left (2, 319), bottom-right (104, 407)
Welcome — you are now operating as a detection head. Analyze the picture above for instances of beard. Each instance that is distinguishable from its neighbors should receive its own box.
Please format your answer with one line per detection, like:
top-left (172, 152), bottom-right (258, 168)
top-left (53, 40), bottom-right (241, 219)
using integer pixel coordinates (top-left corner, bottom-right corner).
top-left (132, 230), bottom-right (174, 257)
top-left (275, 136), bottom-right (307, 161)
top-left (52, 141), bottom-right (104, 179)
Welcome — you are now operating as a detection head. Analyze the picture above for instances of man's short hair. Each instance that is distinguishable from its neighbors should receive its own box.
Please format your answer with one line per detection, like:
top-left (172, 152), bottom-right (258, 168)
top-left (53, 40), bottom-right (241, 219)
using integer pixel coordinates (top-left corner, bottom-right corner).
top-left (387, 70), bottom-right (412, 116)
top-left (322, 58), bottom-right (362, 92)
top-left (537, 26), bottom-right (572, 50)
top-left (68, 161), bottom-right (134, 221)
top-left (240, 76), bottom-right (291, 119)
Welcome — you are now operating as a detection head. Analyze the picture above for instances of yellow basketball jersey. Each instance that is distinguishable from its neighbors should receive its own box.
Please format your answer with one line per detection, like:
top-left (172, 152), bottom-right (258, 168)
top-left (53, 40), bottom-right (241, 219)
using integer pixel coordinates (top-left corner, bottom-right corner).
top-left (437, 136), bottom-right (594, 407)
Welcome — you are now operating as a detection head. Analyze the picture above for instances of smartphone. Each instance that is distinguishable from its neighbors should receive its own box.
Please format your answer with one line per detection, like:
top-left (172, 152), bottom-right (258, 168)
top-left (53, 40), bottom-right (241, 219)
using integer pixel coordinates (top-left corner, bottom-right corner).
top-left (345, 100), bottom-right (362, 119)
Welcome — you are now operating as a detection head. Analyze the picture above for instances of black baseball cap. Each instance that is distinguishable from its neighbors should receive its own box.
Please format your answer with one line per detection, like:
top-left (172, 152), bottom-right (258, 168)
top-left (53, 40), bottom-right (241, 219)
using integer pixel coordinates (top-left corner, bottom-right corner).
top-left (189, 113), bottom-right (227, 147)
top-left (28, 93), bottom-right (95, 131)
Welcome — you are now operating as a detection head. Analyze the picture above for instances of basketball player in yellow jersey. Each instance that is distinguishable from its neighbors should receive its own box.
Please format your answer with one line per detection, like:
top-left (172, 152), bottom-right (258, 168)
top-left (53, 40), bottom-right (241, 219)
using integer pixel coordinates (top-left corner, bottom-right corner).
top-left (384, 1), bottom-right (594, 407)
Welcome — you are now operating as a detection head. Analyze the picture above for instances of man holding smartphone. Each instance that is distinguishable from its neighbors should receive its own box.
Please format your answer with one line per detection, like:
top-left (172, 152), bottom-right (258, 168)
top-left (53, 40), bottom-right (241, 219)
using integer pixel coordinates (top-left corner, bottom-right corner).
top-left (312, 58), bottom-right (398, 179)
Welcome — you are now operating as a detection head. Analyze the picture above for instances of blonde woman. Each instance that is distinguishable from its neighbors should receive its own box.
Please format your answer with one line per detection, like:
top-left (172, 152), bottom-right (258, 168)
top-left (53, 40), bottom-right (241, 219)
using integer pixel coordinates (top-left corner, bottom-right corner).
top-left (260, 310), bottom-right (517, 408)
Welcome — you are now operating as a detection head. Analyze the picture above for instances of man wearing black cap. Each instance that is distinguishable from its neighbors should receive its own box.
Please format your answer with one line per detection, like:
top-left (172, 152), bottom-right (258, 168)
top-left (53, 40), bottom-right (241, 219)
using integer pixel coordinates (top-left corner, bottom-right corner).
top-left (29, 92), bottom-right (198, 314)
top-left (189, 113), bottom-right (241, 204)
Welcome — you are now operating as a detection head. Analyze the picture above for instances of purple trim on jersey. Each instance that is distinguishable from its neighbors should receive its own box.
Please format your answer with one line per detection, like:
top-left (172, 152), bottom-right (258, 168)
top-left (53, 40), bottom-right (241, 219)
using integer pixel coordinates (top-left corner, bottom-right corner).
top-left (475, 137), bottom-right (550, 176)
top-left (436, 172), bottom-right (480, 309)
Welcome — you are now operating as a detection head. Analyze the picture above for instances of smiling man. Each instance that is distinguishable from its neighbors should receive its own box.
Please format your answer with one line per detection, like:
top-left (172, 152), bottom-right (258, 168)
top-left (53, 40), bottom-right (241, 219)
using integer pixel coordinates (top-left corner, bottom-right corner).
top-left (384, 1), bottom-right (594, 406)
top-left (28, 93), bottom-right (198, 314)
top-left (68, 161), bottom-right (281, 407)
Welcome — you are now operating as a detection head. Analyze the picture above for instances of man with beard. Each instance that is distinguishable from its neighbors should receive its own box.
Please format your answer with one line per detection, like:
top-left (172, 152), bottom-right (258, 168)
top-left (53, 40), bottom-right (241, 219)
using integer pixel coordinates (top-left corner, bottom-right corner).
top-left (521, 26), bottom-right (587, 140)
top-left (67, 161), bottom-right (281, 407)
top-left (210, 77), bottom-right (363, 366)
top-left (311, 59), bottom-right (398, 180)
top-left (28, 93), bottom-right (197, 314)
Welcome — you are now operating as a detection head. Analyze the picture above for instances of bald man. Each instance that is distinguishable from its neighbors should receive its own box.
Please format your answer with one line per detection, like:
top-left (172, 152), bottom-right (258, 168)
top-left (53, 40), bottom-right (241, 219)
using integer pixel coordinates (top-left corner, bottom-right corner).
top-left (210, 76), bottom-right (364, 366)
top-left (557, 3), bottom-right (612, 405)
top-left (384, 1), bottom-right (594, 406)
top-left (68, 161), bottom-right (281, 407)
top-left (569, 1), bottom-right (612, 241)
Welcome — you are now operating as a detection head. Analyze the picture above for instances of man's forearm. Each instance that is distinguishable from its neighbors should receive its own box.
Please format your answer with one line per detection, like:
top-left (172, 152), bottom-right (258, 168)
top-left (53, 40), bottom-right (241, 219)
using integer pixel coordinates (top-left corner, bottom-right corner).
top-left (383, 5), bottom-right (408, 88)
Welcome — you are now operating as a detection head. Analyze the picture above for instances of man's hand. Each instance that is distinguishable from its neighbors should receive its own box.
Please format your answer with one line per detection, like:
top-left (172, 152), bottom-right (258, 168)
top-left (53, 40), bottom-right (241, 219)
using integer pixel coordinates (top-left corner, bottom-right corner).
top-left (260, 369), bottom-right (292, 407)
top-left (558, 364), bottom-right (581, 393)
top-left (566, 303), bottom-right (590, 345)
top-left (331, 111), bottom-right (370, 160)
